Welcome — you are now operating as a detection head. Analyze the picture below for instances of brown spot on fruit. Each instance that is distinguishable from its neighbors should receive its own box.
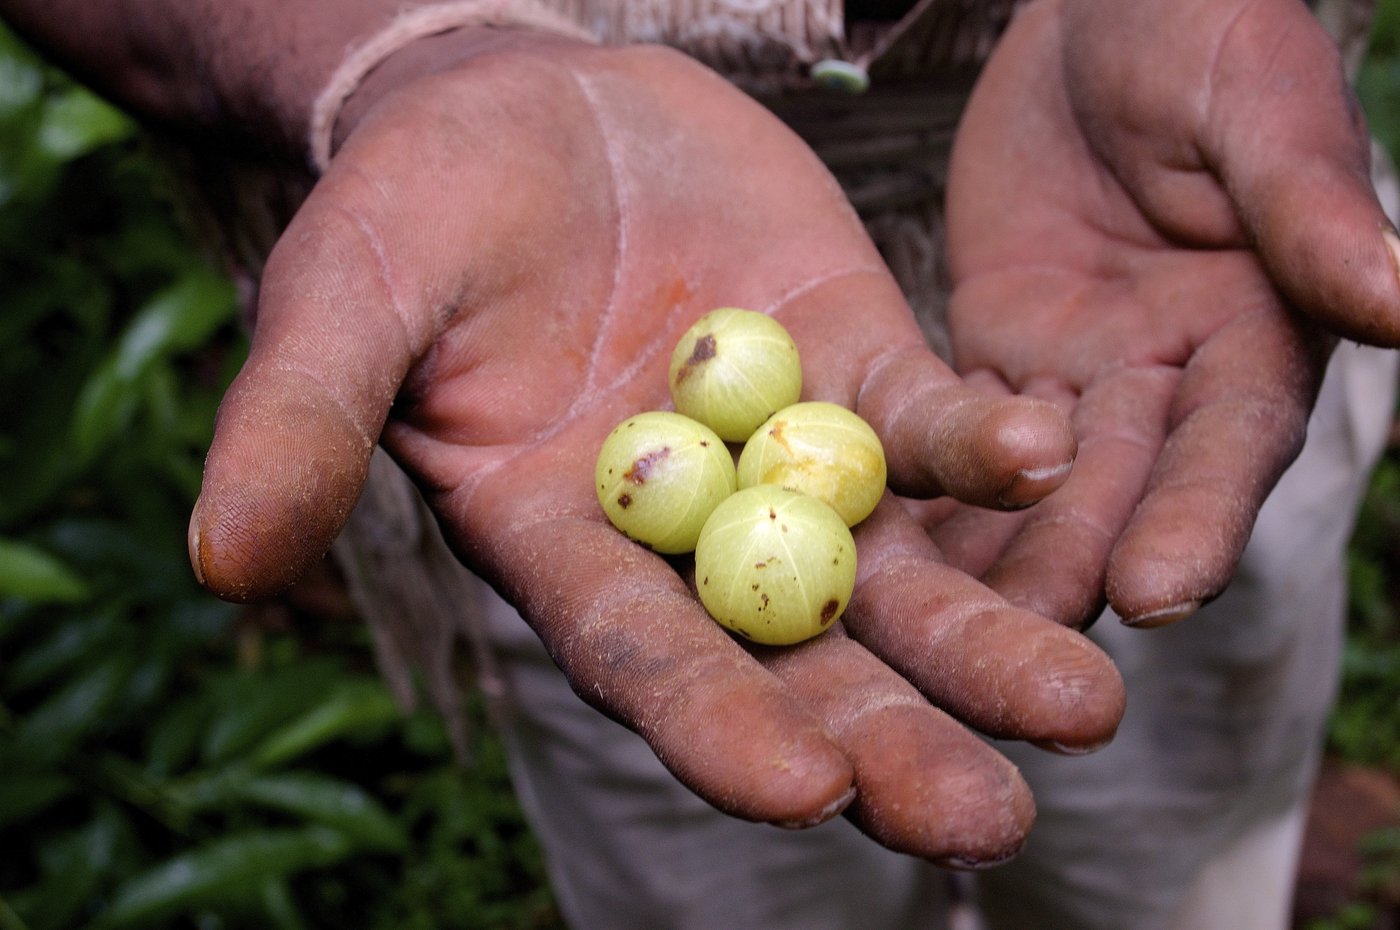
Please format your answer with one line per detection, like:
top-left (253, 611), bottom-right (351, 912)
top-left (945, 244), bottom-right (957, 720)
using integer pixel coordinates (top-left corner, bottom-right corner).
top-left (624, 446), bottom-right (671, 484)
top-left (768, 419), bottom-right (794, 455)
top-left (673, 333), bottom-right (717, 385)
top-left (617, 494), bottom-right (632, 509)
top-left (821, 599), bottom-right (840, 622)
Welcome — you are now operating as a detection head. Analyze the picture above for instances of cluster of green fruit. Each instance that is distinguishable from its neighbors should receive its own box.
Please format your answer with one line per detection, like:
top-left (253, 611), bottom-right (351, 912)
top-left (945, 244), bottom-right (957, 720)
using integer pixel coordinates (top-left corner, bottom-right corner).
top-left (595, 308), bottom-right (886, 645)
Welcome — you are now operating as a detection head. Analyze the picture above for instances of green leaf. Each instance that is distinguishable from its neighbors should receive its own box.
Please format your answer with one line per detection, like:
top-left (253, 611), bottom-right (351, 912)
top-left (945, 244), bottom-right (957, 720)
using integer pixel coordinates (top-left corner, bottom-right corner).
top-left (14, 803), bottom-right (137, 930)
top-left (0, 538), bottom-right (90, 603)
top-left (0, 772), bottom-right (72, 828)
top-left (96, 827), bottom-right (353, 928)
top-left (36, 88), bottom-right (133, 160)
top-left (234, 773), bottom-right (407, 851)
top-left (69, 269), bottom-right (233, 460)
top-left (9, 657), bottom-right (129, 766)
top-left (168, 768), bottom-right (405, 851)
top-left (0, 39), bottom-right (41, 120)
top-left (259, 877), bottom-right (311, 930)
top-left (145, 693), bottom-right (214, 778)
top-left (201, 662), bottom-right (346, 764)
top-left (252, 681), bottom-right (401, 769)
top-left (5, 610), bottom-right (117, 691)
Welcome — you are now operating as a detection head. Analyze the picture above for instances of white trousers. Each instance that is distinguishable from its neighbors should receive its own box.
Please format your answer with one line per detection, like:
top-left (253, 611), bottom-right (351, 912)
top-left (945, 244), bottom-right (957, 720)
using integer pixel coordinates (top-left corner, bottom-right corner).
top-left (481, 341), bottom-right (1396, 930)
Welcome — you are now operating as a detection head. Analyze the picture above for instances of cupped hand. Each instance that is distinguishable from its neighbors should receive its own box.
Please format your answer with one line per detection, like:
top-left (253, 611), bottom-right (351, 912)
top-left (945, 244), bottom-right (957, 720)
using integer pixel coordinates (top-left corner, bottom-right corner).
top-left (941, 0), bottom-right (1400, 629)
top-left (186, 34), bottom-right (1124, 863)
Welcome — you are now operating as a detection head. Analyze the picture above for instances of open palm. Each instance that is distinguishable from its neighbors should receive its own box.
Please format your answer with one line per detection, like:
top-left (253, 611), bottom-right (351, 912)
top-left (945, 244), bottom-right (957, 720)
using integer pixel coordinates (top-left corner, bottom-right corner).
top-left (941, 0), bottom-right (1400, 628)
top-left (188, 38), bottom-right (1124, 863)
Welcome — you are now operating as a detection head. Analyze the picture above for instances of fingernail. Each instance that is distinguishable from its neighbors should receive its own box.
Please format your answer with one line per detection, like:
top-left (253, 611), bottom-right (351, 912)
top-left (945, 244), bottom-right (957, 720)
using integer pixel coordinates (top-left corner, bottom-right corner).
top-left (1383, 228), bottom-right (1400, 283)
top-left (187, 500), bottom-right (205, 587)
top-left (934, 847), bottom-right (1023, 871)
top-left (1121, 599), bottom-right (1201, 629)
top-left (998, 460), bottom-right (1073, 509)
top-left (1034, 736), bottom-right (1113, 756)
top-left (772, 785), bottom-right (856, 829)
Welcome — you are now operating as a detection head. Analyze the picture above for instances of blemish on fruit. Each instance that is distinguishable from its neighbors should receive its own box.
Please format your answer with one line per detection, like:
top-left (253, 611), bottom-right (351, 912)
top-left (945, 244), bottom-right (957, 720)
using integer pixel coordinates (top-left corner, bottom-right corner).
top-left (624, 446), bottom-right (672, 484)
top-left (821, 599), bottom-right (839, 622)
top-left (617, 494), bottom-right (632, 509)
top-left (674, 333), bottom-right (717, 385)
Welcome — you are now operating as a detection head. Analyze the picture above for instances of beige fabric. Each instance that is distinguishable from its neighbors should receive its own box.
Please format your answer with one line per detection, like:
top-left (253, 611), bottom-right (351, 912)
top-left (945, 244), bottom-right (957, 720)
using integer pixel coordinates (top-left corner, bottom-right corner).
top-left (525, 0), bottom-right (1017, 93)
top-left (307, 0), bottom-right (599, 170)
top-left (1164, 804), bottom-right (1309, 930)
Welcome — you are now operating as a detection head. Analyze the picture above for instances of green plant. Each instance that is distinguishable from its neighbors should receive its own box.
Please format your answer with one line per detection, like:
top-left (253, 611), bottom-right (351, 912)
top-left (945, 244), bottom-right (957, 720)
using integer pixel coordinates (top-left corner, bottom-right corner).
top-left (0, 23), bottom-right (557, 930)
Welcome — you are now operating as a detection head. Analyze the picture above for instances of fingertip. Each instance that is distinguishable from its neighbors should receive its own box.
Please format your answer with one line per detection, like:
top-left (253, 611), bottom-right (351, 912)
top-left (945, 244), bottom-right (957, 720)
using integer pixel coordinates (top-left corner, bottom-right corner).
top-left (1019, 627), bottom-right (1127, 750)
top-left (872, 371), bottom-right (1077, 508)
top-left (1102, 485), bottom-right (1249, 628)
top-left (842, 705), bottom-right (1036, 863)
top-left (190, 475), bottom-right (362, 602)
top-left (193, 403), bottom-right (374, 602)
top-left (1265, 213), bottom-right (1400, 347)
top-left (1234, 146), bottom-right (1400, 346)
top-left (956, 396), bottom-right (1078, 509)
top-left (652, 676), bottom-right (858, 827)
top-left (1105, 542), bottom-right (1224, 629)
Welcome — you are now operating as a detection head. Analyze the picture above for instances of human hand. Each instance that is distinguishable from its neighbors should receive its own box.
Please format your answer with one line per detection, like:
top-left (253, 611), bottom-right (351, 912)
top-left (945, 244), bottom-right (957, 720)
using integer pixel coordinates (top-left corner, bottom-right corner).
top-left (187, 32), bottom-right (1125, 863)
top-left (941, 0), bottom-right (1400, 628)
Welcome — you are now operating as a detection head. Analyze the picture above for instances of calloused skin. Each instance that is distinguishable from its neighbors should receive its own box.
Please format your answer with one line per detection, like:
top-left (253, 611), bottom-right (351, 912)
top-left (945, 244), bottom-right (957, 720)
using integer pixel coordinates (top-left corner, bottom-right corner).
top-left (189, 36), bottom-right (1122, 864)
top-left (922, 0), bottom-right (1400, 630)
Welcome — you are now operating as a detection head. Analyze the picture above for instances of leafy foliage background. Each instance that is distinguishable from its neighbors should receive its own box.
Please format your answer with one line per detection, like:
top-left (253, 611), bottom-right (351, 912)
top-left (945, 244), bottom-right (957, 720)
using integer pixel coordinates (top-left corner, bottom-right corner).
top-left (11, 3), bottom-right (1400, 928)
top-left (0, 24), bottom-right (559, 930)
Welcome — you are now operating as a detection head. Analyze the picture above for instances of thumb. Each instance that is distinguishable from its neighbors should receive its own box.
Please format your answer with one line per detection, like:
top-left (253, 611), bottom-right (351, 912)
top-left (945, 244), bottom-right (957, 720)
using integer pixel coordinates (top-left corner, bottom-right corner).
top-left (190, 181), bottom-right (429, 601)
top-left (1209, 1), bottom-right (1400, 345)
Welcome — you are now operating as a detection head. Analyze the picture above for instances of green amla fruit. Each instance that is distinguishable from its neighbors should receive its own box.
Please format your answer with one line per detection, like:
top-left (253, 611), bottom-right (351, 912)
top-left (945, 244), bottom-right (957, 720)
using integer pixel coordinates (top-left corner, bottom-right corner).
top-left (695, 485), bottom-right (856, 645)
top-left (737, 401), bottom-right (886, 526)
top-left (669, 308), bottom-right (802, 442)
top-left (596, 411), bottom-right (736, 554)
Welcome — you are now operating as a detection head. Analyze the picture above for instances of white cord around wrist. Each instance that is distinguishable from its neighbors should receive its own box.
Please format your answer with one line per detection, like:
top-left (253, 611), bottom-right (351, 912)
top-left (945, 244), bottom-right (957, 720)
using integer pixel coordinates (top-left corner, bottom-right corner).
top-left (308, 0), bottom-right (597, 172)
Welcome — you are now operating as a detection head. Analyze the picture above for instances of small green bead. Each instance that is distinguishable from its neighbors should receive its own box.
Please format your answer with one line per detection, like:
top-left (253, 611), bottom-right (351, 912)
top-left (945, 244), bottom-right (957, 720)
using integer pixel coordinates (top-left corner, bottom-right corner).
top-left (810, 59), bottom-right (870, 95)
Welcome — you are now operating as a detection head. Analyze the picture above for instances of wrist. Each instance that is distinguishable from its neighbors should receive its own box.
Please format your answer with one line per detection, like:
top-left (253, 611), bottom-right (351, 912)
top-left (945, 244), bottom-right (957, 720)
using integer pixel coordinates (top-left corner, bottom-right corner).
top-left (311, 8), bottom-right (595, 171)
